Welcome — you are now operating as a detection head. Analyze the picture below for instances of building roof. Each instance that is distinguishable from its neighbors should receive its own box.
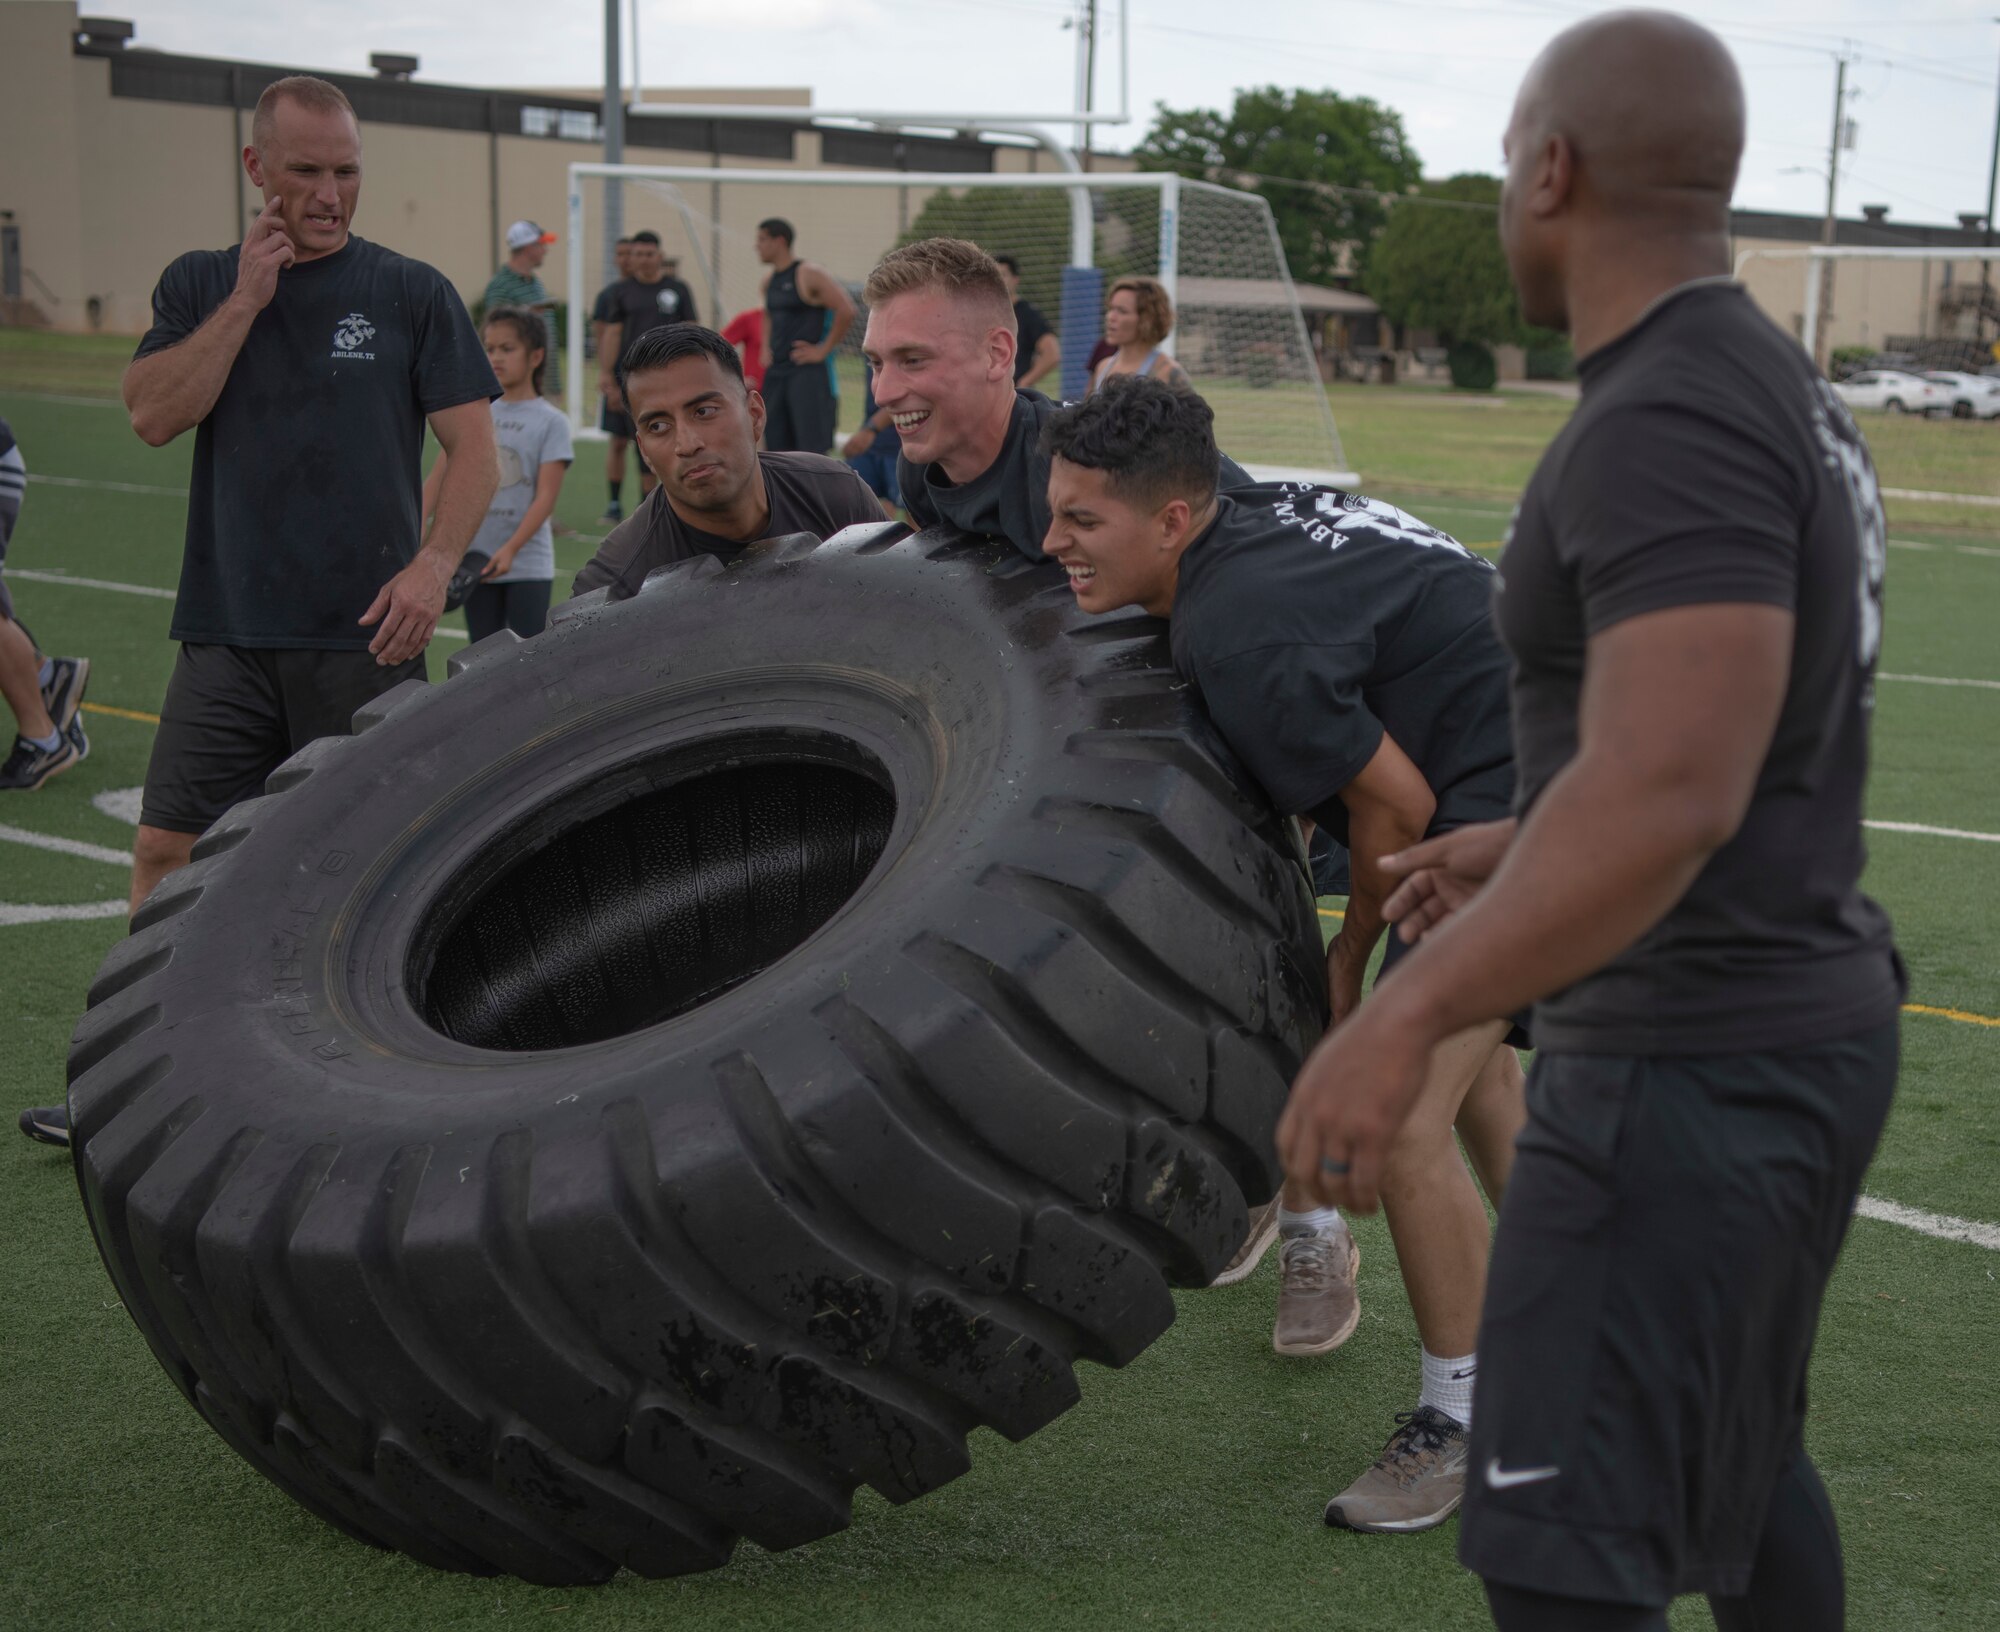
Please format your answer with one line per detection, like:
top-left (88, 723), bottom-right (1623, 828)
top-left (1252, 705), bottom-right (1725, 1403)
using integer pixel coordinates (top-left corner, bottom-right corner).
top-left (1730, 207), bottom-right (1992, 250)
top-left (1179, 277), bottom-right (1380, 316)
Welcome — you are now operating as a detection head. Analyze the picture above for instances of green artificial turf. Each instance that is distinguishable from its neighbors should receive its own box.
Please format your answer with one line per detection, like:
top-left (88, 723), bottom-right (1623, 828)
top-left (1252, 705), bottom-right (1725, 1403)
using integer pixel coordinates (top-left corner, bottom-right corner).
top-left (0, 335), bottom-right (1995, 1631)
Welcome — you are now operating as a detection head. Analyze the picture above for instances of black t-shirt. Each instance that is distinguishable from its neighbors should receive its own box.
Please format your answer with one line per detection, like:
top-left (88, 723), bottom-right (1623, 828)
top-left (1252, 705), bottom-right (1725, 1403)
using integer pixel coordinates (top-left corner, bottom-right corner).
top-left (572, 451), bottom-right (888, 599)
top-left (1497, 280), bottom-right (1902, 1055)
top-left (604, 276), bottom-right (700, 366)
top-left (1013, 299), bottom-right (1054, 382)
top-left (134, 236), bottom-right (497, 649)
top-left (901, 390), bottom-right (1252, 563)
top-left (1171, 484), bottom-right (1515, 846)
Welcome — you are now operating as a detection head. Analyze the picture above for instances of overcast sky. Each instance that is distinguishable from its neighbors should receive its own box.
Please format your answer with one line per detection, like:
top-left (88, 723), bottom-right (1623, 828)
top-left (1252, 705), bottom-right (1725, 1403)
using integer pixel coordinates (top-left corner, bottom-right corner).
top-left (122, 0), bottom-right (2000, 226)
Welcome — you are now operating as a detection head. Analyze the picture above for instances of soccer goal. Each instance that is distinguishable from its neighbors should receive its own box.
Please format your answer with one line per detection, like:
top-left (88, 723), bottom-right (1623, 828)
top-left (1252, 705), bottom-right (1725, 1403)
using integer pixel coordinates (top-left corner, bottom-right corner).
top-left (1734, 243), bottom-right (2000, 374)
top-left (564, 163), bottom-right (1357, 485)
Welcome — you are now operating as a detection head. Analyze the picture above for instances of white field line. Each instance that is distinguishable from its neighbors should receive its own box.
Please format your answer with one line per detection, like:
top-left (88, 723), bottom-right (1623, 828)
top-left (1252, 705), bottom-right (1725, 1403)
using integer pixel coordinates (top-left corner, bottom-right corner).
top-left (8, 567), bottom-right (175, 600)
top-left (0, 391), bottom-right (125, 409)
top-left (1880, 487), bottom-right (2000, 509)
top-left (1878, 673), bottom-right (2000, 691)
top-left (5, 567), bottom-right (468, 636)
top-left (1865, 820), bottom-right (2000, 844)
top-left (0, 900), bottom-right (128, 925)
top-left (1888, 538), bottom-right (2000, 559)
top-left (0, 823), bottom-right (132, 867)
top-left (1856, 1196), bottom-right (2000, 1252)
top-left (25, 472), bottom-right (188, 498)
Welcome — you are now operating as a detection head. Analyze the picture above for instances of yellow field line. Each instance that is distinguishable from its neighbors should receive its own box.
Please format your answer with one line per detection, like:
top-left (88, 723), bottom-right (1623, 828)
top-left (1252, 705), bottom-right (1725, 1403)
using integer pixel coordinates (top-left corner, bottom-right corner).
top-left (1316, 907), bottom-right (1345, 921)
top-left (1903, 1002), bottom-right (2000, 1030)
top-left (80, 702), bottom-right (161, 724)
top-left (1321, 913), bottom-right (2000, 1033)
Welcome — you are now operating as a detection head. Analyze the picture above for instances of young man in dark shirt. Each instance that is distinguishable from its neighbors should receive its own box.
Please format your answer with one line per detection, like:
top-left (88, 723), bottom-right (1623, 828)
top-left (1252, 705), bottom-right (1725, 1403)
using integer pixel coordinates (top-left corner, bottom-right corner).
top-left (757, 218), bottom-right (855, 455)
top-left (597, 231), bottom-right (702, 518)
top-left (16, 76), bottom-right (500, 1152)
top-left (573, 324), bottom-right (886, 599)
top-left (1042, 376), bottom-right (1529, 1532)
top-left (862, 237), bottom-right (1249, 564)
top-left (994, 254), bottom-right (1060, 392)
top-left (592, 236), bottom-right (635, 522)
top-left (1279, 16), bottom-right (1902, 1630)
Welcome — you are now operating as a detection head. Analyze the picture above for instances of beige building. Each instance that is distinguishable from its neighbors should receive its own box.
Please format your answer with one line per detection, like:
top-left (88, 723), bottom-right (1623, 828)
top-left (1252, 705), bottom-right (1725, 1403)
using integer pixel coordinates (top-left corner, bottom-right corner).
top-left (4, 0), bottom-right (1991, 370)
top-left (0, 1), bottom-right (1127, 337)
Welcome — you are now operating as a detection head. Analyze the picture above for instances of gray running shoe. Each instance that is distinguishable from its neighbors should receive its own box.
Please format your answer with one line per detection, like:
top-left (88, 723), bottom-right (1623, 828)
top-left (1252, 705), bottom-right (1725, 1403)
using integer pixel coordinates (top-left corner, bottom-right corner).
top-left (1211, 1197), bottom-right (1282, 1287)
top-left (1272, 1222), bottom-right (1360, 1355)
top-left (0, 732), bottom-right (80, 791)
top-left (1324, 1406), bottom-right (1468, 1534)
top-left (39, 655), bottom-right (90, 734)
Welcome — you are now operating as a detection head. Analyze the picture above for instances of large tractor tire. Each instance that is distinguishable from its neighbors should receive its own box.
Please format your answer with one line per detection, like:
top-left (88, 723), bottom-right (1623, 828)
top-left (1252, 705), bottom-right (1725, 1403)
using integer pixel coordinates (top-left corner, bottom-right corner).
top-left (67, 523), bottom-right (1327, 1585)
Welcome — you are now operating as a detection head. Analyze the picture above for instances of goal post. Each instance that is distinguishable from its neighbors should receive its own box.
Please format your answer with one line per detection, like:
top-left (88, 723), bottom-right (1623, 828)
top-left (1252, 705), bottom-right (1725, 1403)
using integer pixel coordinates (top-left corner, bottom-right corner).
top-left (565, 162), bottom-right (1356, 485)
top-left (1734, 243), bottom-right (2000, 373)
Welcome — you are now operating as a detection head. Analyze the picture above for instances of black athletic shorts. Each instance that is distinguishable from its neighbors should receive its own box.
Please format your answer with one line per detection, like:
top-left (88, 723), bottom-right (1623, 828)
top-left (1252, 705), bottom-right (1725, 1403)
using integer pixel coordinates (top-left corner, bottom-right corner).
top-left (601, 403), bottom-right (636, 440)
top-left (762, 365), bottom-right (837, 455)
top-left (1458, 1020), bottom-right (1900, 1605)
top-left (140, 642), bottom-right (426, 834)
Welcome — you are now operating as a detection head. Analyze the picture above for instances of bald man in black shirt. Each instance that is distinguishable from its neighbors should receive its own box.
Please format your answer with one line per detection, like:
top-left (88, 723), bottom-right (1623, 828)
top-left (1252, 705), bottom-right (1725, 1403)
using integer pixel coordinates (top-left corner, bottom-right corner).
top-left (1278, 14), bottom-right (1901, 1630)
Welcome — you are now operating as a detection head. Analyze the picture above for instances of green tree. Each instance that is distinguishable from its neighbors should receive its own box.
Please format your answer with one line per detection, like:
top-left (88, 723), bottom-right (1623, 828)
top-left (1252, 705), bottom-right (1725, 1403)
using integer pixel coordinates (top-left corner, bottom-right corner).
top-left (1363, 173), bottom-right (1523, 347)
top-left (1132, 87), bottom-right (1422, 286)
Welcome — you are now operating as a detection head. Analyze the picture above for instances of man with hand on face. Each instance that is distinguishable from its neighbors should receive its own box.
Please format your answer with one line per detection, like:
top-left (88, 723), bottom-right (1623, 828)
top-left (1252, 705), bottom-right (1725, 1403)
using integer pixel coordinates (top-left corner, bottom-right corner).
top-left (572, 323), bottom-right (886, 600)
top-left (863, 237), bottom-right (1252, 564)
top-left (120, 75), bottom-right (496, 907)
top-left (1278, 14), bottom-right (1902, 1631)
top-left (1041, 375), bottom-right (1528, 1535)
top-left (15, 76), bottom-right (501, 1154)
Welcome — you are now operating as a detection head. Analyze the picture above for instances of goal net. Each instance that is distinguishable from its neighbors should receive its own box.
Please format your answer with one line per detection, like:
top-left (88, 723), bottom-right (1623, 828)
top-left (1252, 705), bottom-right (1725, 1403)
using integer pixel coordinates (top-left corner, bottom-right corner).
top-left (564, 164), bottom-right (1356, 485)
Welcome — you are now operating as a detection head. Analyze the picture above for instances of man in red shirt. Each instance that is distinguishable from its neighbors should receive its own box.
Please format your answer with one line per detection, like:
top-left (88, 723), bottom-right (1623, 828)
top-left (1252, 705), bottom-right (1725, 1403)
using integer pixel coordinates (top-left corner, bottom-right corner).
top-left (720, 308), bottom-right (766, 392)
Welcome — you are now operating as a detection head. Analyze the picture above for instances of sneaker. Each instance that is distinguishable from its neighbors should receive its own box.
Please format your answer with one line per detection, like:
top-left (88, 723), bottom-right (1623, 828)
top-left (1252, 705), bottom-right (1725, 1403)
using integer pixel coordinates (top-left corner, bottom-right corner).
top-left (1324, 1406), bottom-right (1468, 1534)
top-left (599, 501), bottom-right (623, 525)
top-left (18, 1104), bottom-right (71, 1147)
top-left (1212, 1197), bottom-right (1282, 1287)
top-left (39, 655), bottom-right (90, 733)
top-left (1273, 1222), bottom-right (1361, 1356)
top-left (0, 732), bottom-right (81, 791)
top-left (65, 714), bottom-right (89, 766)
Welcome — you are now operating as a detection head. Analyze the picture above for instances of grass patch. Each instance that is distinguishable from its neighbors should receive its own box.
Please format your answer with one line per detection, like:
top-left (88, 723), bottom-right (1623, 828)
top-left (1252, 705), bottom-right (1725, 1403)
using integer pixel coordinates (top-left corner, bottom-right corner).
top-left (0, 333), bottom-right (1996, 1629)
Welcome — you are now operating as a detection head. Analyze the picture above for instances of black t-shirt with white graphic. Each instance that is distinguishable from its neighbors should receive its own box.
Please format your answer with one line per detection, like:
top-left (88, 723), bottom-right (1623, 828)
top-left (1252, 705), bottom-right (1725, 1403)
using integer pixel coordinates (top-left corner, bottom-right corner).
top-left (1497, 280), bottom-right (1902, 1055)
top-left (571, 451), bottom-right (889, 599)
top-left (605, 275), bottom-right (701, 366)
top-left (135, 236), bottom-right (497, 649)
top-left (900, 390), bottom-right (1252, 563)
top-left (1170, 484), bottom-right (1516, 847)
top-left (1013, 299), bottom-right (1054, 382)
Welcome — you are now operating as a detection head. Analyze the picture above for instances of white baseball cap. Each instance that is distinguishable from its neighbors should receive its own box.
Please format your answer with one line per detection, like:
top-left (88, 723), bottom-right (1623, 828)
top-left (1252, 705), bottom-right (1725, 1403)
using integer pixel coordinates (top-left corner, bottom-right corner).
top-left (505, 220), bottom-right (557, 250)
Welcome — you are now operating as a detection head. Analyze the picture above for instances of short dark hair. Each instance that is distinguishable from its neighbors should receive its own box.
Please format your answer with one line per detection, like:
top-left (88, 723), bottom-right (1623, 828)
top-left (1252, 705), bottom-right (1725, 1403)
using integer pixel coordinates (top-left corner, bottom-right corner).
top-left (992, 253), bottom-right (1021, 275)
top-left (615, 321), bottom-right (748, 398)
top-left (482, 306), bottom-right (549, 395)
top-left (629, 230), bottom-right (662, 247)
top-left (758, 217), bottom-right (795, 245)
top-left (1042, 375), bottom-right (1220, 511)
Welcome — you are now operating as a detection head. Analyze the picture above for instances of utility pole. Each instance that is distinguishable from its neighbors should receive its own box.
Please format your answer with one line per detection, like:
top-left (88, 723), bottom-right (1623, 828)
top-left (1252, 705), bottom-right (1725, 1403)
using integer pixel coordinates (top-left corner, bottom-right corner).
top-left (1071, 0), bottom-right (1096, 168)
top-left (603, 0), bottom-right (624, 294)
top-left (1082, 0), bottom-right (1098, 173)
top-left (1811, 50), bottom-right (1850, 373)
top-left (1982, 18), bottom-right (1999, 348)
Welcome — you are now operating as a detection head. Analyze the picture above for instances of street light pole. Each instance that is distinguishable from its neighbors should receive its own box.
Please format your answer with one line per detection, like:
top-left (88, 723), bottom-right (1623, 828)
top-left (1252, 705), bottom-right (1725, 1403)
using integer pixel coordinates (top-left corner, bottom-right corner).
top-left (1982, 18), bottom-right (1999, 344)
top-left (1811, 51), bottom-right (1849, 372)
top-left (603, 0), bottom-right (624, 290)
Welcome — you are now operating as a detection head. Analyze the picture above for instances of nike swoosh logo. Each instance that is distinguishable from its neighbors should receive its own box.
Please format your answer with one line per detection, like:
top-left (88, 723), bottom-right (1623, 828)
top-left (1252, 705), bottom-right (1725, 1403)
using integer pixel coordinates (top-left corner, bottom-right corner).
top-left (1485, 1459), bottom-right (1561, 1490)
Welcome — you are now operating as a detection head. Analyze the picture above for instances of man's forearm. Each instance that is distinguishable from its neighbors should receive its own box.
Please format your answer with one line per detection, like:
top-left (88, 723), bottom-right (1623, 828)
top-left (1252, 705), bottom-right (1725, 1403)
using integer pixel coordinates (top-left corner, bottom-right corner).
top-left (124, 297), bottom-right (260, 446)
top-left (1369, 755), bottom-right (1721, 1040)
top-left (424, 444), bottom-right (500, 568)
top-left (1332, 800), bottom-right (1430, 1012)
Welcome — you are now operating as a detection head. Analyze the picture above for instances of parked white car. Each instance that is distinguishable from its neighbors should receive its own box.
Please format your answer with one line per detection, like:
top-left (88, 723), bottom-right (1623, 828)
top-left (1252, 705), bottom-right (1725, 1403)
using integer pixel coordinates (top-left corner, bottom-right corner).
top-left (1832, 370), bottom-right (1948, 415)
top-left (1922, 372), bottom-right (2000, 420)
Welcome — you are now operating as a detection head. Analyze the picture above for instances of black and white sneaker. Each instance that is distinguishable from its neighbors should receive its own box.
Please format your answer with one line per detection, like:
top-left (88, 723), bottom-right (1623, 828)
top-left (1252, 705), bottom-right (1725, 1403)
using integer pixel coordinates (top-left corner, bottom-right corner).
top-left (65, 713), bottom-right (89, 766)
top-left (40, 655), bottom-right (91, 733)
top-left (18, 1104), bottom-right (71, 1147)
top-left (0, 732), bottom-right (81, 791)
